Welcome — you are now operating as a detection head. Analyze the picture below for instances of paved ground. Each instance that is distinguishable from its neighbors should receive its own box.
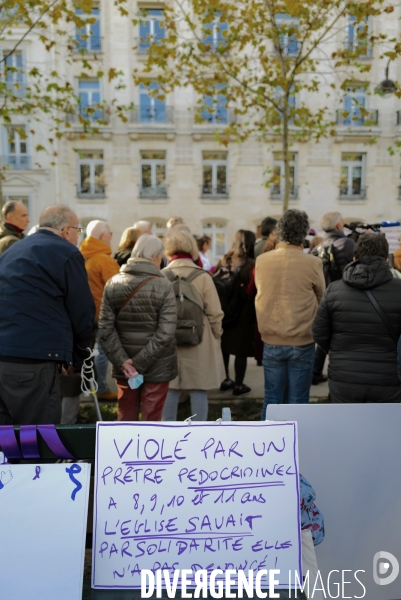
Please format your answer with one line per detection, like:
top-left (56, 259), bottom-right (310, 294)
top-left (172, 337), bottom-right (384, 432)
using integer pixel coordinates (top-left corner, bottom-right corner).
top-left (106, 357), bottom-right (329, 403)
top-left (207, 357), bottom-right (329, 403)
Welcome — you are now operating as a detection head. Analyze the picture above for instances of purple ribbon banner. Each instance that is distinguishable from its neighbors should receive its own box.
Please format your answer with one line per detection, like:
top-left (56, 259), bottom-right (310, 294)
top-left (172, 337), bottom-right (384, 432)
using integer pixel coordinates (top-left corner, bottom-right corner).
top-left (0, 425), bottom-right (75, 460)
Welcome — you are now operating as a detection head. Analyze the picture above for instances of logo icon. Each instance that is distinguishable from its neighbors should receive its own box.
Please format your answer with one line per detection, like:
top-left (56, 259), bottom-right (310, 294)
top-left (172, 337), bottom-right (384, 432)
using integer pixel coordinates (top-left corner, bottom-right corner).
top-left (373, 552), bottom-right (399, 586)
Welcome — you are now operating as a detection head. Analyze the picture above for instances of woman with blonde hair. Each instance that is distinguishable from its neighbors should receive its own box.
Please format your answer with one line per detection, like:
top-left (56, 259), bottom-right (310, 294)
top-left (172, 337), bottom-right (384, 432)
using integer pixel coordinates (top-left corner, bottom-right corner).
top-left (114, 227), bottom-right (141, 266)
top-left (161, 229), bottom-right (225, 421)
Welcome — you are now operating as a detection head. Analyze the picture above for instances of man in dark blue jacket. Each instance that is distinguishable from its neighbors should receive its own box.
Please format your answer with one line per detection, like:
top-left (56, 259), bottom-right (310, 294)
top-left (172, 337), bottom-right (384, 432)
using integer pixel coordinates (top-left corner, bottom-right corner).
top-left (0, 205), bottom-right (95, 425)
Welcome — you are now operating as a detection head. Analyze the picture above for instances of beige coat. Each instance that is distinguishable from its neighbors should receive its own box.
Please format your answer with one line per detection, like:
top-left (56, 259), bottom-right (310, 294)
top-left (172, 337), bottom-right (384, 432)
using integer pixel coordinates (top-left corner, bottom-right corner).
top-left (162, 259), bottom-right (225, 390)
top-left (255, 243), bottom-right (325, 346)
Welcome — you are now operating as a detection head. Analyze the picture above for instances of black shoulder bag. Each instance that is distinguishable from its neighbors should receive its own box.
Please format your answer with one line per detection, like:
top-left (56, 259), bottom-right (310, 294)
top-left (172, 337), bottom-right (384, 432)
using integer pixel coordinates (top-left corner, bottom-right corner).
top-left (364, 290), bottom-right (399, 347)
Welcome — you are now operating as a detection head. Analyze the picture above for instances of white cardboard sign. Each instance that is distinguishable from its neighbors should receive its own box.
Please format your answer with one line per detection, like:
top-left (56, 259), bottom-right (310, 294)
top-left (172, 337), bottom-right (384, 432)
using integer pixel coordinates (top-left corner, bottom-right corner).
top-left (0, 462), bottom-right (90, 600)
top-left (92, 422), bottom-right (302, 589)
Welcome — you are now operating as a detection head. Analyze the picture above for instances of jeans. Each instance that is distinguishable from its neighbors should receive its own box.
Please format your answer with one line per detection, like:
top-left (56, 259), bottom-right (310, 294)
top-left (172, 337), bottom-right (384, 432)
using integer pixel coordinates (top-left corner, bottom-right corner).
top-left (95, 341), bottom-right (109, 394)
top-left (261, 343), bottom-right (315, 420)
top-left (162, 389), bottom-right (208, 421)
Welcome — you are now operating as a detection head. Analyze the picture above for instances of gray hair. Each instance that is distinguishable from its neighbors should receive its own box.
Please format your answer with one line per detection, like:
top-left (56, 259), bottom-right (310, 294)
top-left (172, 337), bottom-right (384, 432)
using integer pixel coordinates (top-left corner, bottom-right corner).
top-left (131, 234), bottom-right (164, 260)
top-left (2, 200), bottom-right (24, 221)
top-left (321, 211), bottom-right (342, 232)
top-left (133, 220), bottom-right (152, 234)
top-left (39, 205), bottom-right (75, 230)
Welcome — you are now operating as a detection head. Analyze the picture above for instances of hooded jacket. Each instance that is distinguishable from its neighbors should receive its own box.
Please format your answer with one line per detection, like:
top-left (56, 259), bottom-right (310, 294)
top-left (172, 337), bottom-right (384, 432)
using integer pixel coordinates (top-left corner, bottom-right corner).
top-left (312, 256), bottom-right (401, 390)
top-left (80, 236), bottom-right (119, 319)
top-left (0, 222), bottom-right (24, 255)
top-left (98, 259), bottom-right (177, 382)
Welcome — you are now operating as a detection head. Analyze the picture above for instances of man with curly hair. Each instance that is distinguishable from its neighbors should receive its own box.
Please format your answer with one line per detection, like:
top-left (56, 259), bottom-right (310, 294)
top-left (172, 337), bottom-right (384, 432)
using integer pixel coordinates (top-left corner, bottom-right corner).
top-left (255, 209), bottom-right (325, 418)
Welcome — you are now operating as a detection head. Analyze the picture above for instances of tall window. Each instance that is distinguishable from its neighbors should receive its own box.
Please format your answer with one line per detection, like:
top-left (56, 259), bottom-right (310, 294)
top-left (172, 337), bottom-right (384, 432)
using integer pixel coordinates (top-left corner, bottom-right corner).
top-left (275, 14), bottom-right (299, 56)
top-left (5, 126), bottom-right (30, 169)
top-left (203, 221), bottom-right (227, 259)
top-left (343, 86), bottom-right (366, 126)
top-left (139, 82), bottom-right (166, 123)
top-left (202, 151), bottom-right (228, 197)
top-left (203, 13), bottom-right (228, 52)
top-left (201, 84), bottom-right (228, 124)
top-left (347, 16), bottom-right (371, 58)
top-left (140, 151), bottom-right (167, 197)
top-left (138, 8), bottom-right (165, 52)
top-left (3, 50), bottom-right (25, 96)
top-left (76, 6), bottom-right (101, 52)
top-left (78, 80), bottom-right (101, 121)
top-left (77, 151), bottom-right (105, 197)
top-left (340, 153), bottom-right (366, 198)
top-left (275, 87), bottom-right (296, 123)
top-left (272, 152), bottom-right (297, 198)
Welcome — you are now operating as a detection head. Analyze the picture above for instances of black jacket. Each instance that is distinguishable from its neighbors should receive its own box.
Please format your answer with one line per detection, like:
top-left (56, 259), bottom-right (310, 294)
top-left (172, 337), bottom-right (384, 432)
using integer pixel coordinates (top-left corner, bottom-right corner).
top-left (323, 230), bottom-right (355, 275)
top-left (0, 229), bottom-right (95, 366)
top-left (312, 256), bottom-right (401, 390)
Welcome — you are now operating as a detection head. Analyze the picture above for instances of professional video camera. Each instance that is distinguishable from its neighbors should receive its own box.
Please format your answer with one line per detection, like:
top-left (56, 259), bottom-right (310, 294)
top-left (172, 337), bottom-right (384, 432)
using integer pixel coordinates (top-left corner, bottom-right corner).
top-left (344, 221), bottom-right (401, 242)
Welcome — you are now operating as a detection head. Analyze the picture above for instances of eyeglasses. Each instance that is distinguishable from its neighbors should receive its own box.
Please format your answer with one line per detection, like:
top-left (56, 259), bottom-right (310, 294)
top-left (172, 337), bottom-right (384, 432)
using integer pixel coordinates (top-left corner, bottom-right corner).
top-left (69, 226), bottom-right (84, 234)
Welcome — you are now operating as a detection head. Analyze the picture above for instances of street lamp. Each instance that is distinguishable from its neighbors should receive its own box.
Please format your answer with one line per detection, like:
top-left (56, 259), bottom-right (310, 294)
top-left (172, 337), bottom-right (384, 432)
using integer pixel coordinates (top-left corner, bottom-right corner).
top-left (375, 57), bottom-right (398, 96)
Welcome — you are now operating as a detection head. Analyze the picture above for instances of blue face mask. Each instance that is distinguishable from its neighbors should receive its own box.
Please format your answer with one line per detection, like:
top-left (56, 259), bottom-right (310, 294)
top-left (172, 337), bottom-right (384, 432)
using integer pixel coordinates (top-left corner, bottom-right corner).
top-left (128, 374), bottom-right (144, 390)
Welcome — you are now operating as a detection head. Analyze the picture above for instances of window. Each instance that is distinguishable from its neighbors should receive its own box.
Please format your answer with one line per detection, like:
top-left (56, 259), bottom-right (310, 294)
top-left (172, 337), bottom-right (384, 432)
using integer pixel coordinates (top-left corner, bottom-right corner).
top-left (203, 13), bottom-right (228, 52)
top-left (340, 153), bottom-right (366, 198)
top-left (76, 6), bottom-right (101, 52)
top-left (271, 152), bottom-right (297, 198)
top-left (140, 151), bottom-right (167, 198)
top-left (4, 126), bottom-right (30, 169)
top-left (275, 87), bottom-right (296, 124)
top-left (77, 151), bottom-right (105, 197)
top-left (201, 84), bottom-right (228, 124)
top-left (203, 221), bottom-right (227, 259)
top-left (342, 86), bottom-right (366, 126)
top-left (150, 220), bottom-right (167, 238)
top-left (78, 80), bottom-right (102, 121)
top-left (139, 82), bottom-right (166, 123)
top-left (275, 14), bottom-right (299, 56)
top-left (2, 195), bottom-right (32, 219)
top-left (138, 8), bottom-right (165, 52)
top-left (347, 15), bottom-right (371, 58)
top-left (202, 151), bottom-right (228, 197)
top-left (3, 50), bottom-right (25, 96)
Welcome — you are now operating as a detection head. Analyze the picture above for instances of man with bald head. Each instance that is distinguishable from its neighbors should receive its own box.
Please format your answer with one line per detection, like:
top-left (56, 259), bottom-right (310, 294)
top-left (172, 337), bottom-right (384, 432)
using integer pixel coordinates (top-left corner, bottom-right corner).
top-left (0, 205), bottom-right (95, 425)
top-left (0, 200), bottom-right (30, 255)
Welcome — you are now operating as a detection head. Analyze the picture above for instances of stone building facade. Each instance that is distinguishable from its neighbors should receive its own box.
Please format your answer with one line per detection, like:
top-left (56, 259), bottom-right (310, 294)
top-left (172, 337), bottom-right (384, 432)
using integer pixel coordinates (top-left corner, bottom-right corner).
top-left (2, 3), bottom-right (401, 260)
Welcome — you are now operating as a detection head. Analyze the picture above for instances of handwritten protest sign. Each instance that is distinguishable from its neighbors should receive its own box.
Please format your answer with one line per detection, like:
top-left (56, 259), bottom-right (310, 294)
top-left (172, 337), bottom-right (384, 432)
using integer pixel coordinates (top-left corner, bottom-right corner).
top-left (0, 462), bottom-right (90, 600)
top-left (92, 422), bottom-right (301, 589)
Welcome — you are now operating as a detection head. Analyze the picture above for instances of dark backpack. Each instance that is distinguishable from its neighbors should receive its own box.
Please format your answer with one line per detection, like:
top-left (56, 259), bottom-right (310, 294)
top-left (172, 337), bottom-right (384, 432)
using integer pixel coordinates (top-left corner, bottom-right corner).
top-left (312, 238), bottom-right (341, 283)
top-left (212, 266), bottom-right (243, 328)
top-left (163, 269), bottom-right (205, 346)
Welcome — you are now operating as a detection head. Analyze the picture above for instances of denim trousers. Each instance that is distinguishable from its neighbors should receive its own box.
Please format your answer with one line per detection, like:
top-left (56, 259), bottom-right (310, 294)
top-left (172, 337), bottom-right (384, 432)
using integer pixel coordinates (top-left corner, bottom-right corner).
top-left (94, 340), bottom-right (109, 394)
top-left (162, 389), bottom-right (208, 421)
top-left (261, 342), bottom-right (315, 420)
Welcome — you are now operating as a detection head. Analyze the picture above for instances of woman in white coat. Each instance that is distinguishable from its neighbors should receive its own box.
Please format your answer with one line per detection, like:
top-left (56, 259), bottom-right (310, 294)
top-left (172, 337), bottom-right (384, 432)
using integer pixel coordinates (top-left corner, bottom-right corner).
top-left (162, 229), bottom-right (225, 421)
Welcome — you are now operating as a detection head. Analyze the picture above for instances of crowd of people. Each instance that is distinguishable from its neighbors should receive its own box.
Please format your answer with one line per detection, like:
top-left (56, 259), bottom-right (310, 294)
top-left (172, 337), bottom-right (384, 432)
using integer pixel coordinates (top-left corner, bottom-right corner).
top-left (0, 199), bottom-right (400, 428)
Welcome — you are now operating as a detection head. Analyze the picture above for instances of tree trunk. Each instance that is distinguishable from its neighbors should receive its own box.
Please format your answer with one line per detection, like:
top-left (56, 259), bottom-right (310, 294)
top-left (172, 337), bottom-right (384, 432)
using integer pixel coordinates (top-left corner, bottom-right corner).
top-left (282, 105), bottom-right (290, 214)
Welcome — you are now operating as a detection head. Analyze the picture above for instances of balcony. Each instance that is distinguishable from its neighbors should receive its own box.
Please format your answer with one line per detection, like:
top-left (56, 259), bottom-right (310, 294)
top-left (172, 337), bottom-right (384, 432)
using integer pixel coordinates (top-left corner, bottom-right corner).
top-left (195, 109), bottom-right (236, 126)
top-left (77, 182), bottom-right (106, 200)
top-left (339, 186), bottom-right (367, 200)
top-left (270, 186), bottom-right (299, 200)
top-left (1, 155), bottom-right (31, 169)
top-left (336, 109), bottom-right (378, 127)
top-left (139, 184), bottom-right (168, 199)
top-left (66, 106), bottom-right (110, 126)
top-left (200, 184), bottom-right (229, 200)
top-left (131, 106), bottom-right (174, 126)
top-left (74, 36), bottom-right (102, 53)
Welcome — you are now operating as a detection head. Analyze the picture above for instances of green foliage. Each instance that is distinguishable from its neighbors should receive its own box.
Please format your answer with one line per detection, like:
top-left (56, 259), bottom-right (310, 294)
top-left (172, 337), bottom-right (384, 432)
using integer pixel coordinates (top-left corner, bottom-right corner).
top-left (134, 0), bottom-right (395, 211)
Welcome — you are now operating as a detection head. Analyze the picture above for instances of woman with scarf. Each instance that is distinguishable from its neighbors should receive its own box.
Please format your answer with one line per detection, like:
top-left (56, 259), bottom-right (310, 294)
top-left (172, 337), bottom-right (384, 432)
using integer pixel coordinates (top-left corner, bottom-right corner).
top-left (161, 229), bottom-right (225, 421)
